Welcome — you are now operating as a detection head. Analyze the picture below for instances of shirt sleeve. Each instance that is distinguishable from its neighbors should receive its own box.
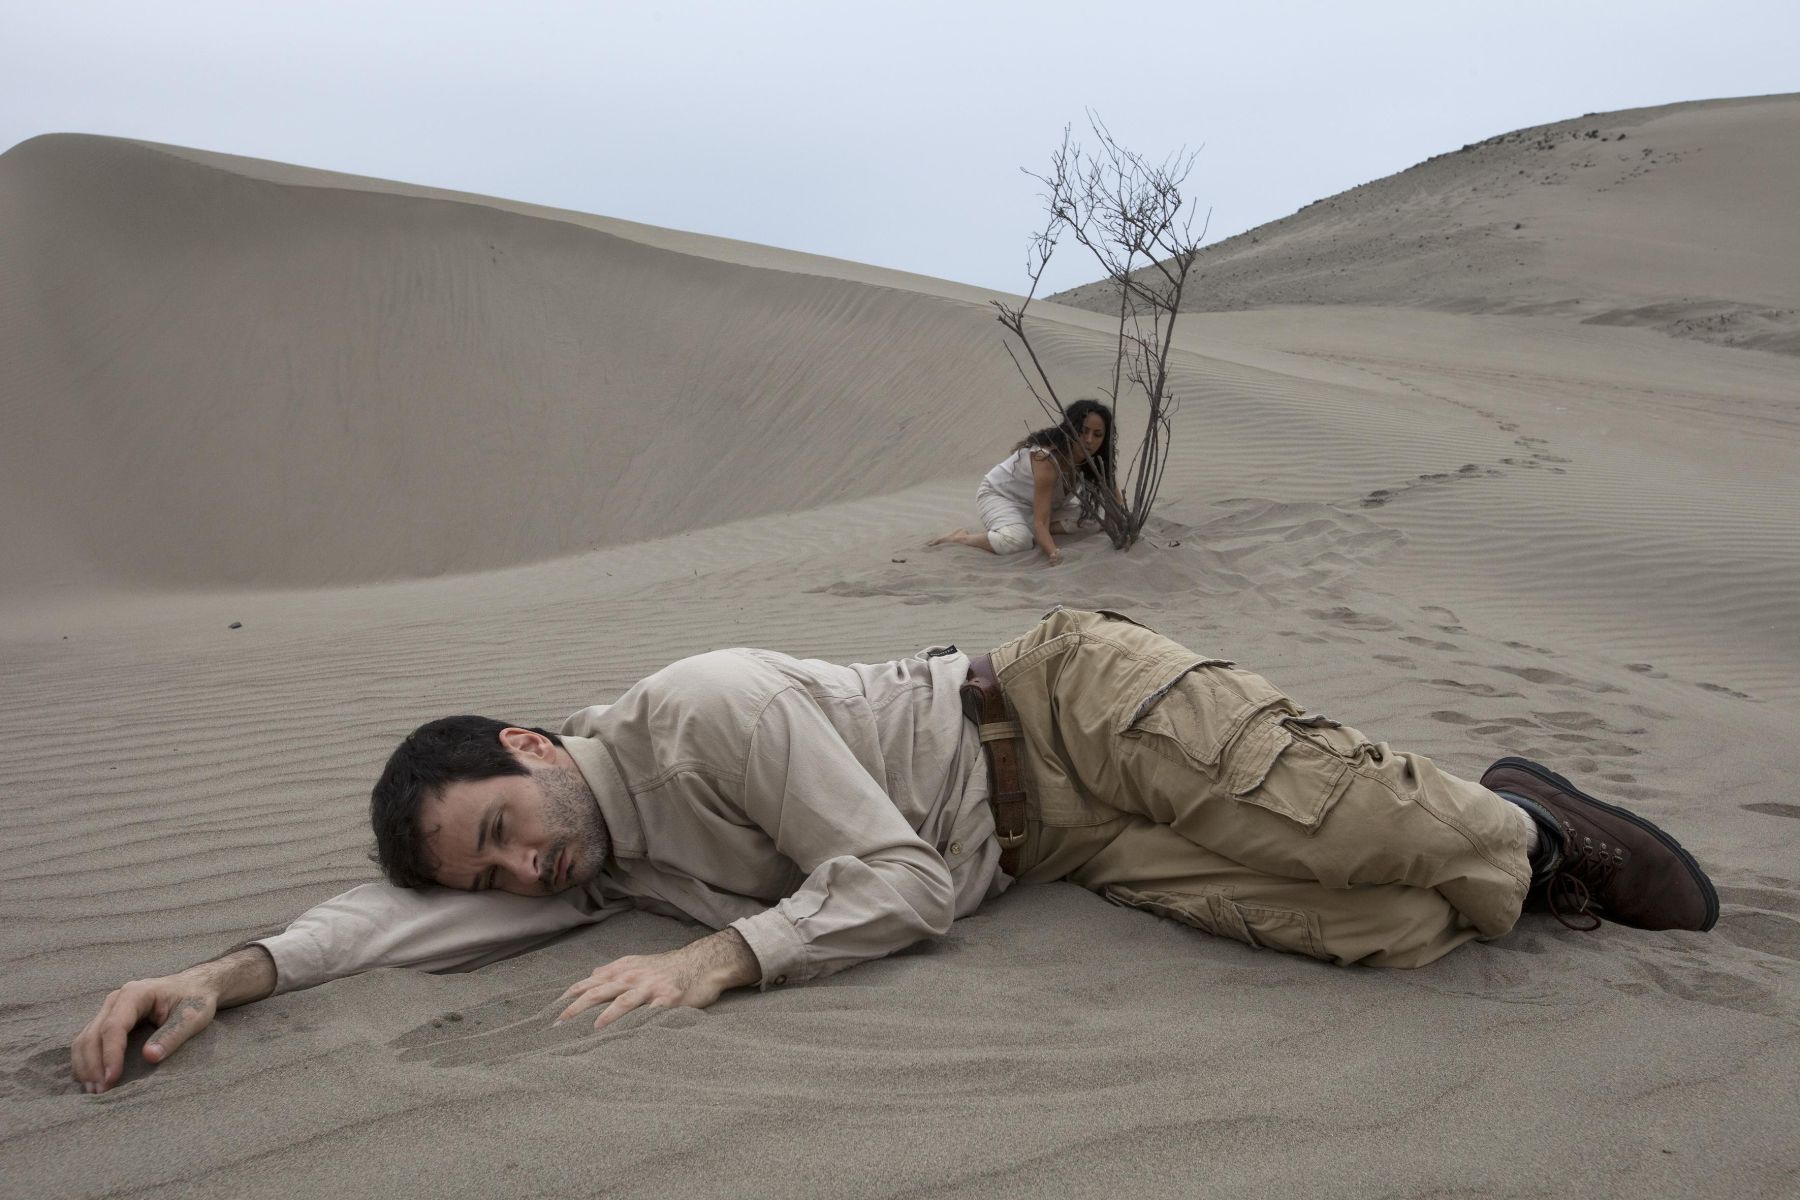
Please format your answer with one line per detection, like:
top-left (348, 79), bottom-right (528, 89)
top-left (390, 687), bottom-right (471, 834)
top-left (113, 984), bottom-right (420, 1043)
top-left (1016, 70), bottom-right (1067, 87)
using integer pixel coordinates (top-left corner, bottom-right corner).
top-left (727, 686), bottom-right (955, 988)
top-left (252, 881), bottom-right (622, 995)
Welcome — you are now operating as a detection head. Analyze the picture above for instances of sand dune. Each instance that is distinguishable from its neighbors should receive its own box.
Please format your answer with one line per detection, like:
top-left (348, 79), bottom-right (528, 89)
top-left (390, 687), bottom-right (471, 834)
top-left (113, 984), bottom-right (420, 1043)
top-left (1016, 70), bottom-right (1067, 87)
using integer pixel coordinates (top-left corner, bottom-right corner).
top-left (3, 99), bottom-right (1798, 1200)
top-left (1055, 93), bottom-right (1800, 354)
top-left (0, 134), bottom-right (1053, 598)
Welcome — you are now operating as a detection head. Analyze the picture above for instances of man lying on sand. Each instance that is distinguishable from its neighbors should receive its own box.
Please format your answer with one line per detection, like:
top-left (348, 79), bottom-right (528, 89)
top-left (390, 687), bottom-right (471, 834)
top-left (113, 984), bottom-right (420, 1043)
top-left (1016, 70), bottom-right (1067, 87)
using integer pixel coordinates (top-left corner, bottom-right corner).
top-left (71, 608), bottom-right (1718, 1093)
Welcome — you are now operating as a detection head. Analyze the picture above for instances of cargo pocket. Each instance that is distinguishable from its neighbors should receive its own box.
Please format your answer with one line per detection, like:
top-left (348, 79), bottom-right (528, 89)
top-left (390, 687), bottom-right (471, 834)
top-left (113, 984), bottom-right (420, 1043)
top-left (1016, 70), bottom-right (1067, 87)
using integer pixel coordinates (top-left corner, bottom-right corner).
top-left (1123, 666), bottom-right (1288, 772)
top-left (1222, 712), bottom-right (1356, 831)
top-left (1103, 885), bottom-right (1328, 962)
top-left (1285, 712), bottom-right (1385, 765)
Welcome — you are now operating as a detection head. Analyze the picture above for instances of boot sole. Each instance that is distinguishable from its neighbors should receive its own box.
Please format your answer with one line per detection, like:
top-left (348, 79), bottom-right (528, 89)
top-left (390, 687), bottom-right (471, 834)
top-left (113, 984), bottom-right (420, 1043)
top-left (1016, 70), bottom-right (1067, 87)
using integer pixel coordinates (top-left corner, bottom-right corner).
top-left (1486, 756), bottom-right (1720, 932)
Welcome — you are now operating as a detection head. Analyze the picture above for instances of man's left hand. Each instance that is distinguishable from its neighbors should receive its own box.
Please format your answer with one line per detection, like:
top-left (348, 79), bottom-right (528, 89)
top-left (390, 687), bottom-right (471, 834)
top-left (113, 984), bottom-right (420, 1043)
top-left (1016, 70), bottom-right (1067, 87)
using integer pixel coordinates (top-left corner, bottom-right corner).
top-left (556, 928), bottom-right (761, 1029)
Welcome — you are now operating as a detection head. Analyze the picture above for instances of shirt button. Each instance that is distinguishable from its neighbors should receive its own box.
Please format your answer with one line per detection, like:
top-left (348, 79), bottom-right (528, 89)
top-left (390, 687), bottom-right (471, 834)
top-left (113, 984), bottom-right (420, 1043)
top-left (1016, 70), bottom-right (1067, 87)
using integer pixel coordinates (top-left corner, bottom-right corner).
top-left (773, 976), bottom-right (787, 986)
top-left (949, 840), bottom-right (964, 856)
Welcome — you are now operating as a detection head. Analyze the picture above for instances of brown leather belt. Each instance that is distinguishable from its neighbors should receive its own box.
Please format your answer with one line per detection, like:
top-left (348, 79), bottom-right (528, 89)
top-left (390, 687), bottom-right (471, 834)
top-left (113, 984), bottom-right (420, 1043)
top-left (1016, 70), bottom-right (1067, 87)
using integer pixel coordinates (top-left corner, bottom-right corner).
top-left (961, 653), bottom-right (1028, 876)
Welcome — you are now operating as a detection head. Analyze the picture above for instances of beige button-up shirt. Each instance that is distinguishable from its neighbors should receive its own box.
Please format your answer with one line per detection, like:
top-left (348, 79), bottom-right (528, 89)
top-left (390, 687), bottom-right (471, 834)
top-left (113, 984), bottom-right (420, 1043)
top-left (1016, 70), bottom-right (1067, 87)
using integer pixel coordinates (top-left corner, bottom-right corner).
top-left (255, 646), bottom-right (1004, 994)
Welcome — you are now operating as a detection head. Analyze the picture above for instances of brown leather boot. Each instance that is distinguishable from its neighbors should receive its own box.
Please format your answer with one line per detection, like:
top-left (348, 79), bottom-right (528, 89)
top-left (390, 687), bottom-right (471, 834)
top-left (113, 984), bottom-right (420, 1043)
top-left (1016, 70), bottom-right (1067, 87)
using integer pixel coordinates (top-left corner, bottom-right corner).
top-left (1482, 757), bottom-right (1718, 932)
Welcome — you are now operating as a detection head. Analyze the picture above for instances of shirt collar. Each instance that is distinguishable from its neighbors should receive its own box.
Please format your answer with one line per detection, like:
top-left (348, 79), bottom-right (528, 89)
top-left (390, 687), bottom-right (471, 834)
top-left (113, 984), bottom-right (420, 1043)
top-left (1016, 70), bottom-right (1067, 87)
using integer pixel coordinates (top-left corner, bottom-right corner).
top-left (562, 733), bottom-right (644, 860)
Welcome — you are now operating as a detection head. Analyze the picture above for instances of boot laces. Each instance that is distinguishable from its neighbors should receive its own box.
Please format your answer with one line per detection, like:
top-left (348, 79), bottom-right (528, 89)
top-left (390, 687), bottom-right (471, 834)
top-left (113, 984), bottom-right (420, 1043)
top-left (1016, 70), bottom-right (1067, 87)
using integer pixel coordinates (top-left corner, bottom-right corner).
top-left (1546, 822), bottom-right (1625, 931)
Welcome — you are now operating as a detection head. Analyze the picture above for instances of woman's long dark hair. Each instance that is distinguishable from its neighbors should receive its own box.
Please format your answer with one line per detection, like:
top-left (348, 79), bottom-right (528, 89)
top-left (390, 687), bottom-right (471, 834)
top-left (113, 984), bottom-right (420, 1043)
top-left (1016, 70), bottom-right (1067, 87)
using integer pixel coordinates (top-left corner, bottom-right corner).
top-left (1016, 399), bottom-right (1116, 490)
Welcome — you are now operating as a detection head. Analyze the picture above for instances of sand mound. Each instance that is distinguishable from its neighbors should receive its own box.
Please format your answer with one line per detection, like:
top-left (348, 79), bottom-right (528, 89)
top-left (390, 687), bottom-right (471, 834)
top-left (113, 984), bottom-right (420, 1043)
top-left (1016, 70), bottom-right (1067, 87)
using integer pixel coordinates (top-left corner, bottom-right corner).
top-left (1054, 93), bottom-right (1800, 354)
top-left (0, 134), bottom-right (1051, 598)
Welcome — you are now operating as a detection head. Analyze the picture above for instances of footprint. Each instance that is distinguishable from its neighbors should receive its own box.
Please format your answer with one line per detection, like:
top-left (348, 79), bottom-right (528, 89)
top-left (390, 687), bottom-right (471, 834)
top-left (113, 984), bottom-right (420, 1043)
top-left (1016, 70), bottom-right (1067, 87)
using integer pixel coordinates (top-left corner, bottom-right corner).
top-left (1612, 960), bottom-right (1784, 1017)
top-left (1308, 606), bottom-right (1398, 631)
top-left (1743, 802), bottom-right (1800, 821)
top-left (1716, 884), bottom-right (1800, 914)
top-left (1420, 605), bottom-right (1466, 634)
top-left (1533, 711), bottom-right (1605, 731)
top-left (1402, 636), bottom-right (1459, 651)
top-left (1547, 733), bottom-right (1640, 757)
top-left (1426, 678), bottom-right (1523, 699)
top-left (1696, 680), bottom-right (1754, 701)
top-left (1490, 665), bottom-right (1623, 694)
top-left (1717, 911), bottom-right (1800, 962)
top-left (1373, 653), bottom-right (1416, 668)
top-left (1503, 640), bottom-right (1558, 657)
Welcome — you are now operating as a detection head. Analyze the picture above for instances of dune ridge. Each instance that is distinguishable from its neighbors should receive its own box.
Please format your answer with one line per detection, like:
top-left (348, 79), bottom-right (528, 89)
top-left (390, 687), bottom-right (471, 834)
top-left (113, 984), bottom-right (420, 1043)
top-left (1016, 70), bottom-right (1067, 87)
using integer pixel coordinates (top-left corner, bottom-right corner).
top-left (0, 134), bottom-right (1073, 597)
top-left (1054, 93), bottom-right (1800, 354)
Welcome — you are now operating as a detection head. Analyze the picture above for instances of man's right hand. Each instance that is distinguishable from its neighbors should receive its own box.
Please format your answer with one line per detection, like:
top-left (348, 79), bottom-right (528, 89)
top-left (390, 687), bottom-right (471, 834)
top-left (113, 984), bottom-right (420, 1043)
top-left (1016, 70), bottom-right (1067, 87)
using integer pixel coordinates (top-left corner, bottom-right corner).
top-left (70, 946), bottom-right (276, 1094)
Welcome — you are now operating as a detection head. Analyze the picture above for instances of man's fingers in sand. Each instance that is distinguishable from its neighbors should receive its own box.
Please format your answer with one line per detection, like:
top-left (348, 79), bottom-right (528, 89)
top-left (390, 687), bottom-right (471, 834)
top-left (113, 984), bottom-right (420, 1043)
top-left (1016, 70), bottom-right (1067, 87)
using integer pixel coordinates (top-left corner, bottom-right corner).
top-left (70, 1012), bottom-right (103, 1089)
top-left (556, 977), bottom-right (632, 1023)
top-left (90, 990), bottom-right (146, 1089)
top-left (70, 1009), bottom-right (98, 1083)
top-left (144, 995), bottom-right (214, 1063)
top-left (552, 980), bottom-right (646, 1027)
top-left (73, 986), bottom-right (216, 1093)
top-left (594, 989), bottom-right (667, 1030)
top-left (557, 970), bottom-right (607, 1002)
top-left (557, 957), bottom-right (635, 1004)
top-left (97, 1006), bottom-right (134, 1090)
top-left (556, 959), bottom-right (689, 1027)
top-left (72, 986), bottom-right (155, 1092)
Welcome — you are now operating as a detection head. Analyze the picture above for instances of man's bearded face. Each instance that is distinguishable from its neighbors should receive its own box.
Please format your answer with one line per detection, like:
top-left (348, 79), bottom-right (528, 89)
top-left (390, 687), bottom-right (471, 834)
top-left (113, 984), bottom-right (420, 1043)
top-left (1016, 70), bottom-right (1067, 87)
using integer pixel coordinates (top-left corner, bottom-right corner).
top-left (422, 762), bottom-right (609, 896)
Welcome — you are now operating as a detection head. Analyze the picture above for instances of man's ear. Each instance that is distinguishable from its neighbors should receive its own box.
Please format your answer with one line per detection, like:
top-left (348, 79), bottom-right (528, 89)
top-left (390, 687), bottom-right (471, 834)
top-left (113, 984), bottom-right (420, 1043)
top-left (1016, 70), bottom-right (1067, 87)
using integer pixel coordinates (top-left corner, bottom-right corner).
top-left (498, 726), bottom-right (556, 763)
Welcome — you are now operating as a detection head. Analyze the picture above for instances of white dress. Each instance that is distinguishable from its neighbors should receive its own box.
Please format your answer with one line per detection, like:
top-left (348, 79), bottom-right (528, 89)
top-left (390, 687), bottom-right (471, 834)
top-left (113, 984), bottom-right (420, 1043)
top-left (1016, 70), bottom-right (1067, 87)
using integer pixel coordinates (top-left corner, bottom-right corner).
top-left (974, 447), bottom-right (1080, 555)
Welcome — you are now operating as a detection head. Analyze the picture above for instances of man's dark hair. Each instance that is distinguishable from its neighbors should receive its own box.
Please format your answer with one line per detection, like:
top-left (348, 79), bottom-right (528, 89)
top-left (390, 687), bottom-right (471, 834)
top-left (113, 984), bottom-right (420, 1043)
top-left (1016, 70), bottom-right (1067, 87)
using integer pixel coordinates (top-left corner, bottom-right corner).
top-left (369, 715), bottom-right (563, 888)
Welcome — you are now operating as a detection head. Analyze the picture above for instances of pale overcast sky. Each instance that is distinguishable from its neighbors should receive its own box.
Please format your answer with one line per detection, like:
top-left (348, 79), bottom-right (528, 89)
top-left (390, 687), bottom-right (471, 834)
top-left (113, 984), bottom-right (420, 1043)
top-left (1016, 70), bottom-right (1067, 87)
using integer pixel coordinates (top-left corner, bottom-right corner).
top-left (6, 1), bottom-right (1796, 293)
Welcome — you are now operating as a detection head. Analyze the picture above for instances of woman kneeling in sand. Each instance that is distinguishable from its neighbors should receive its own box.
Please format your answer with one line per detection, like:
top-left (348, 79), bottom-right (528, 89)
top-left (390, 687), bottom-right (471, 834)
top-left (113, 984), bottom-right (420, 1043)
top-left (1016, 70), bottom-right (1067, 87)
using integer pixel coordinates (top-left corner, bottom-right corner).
top-left (930, 399), bottom-right (1115, 565)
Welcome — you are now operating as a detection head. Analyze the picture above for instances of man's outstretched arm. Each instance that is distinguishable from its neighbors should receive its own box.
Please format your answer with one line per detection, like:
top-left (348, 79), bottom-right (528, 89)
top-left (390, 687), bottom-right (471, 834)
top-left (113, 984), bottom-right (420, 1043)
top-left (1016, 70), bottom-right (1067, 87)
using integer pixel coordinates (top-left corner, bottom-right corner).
top-left (70, 945), bottom-right (276, 1094)
top-left (70, 881), bottom-right (622, 1093)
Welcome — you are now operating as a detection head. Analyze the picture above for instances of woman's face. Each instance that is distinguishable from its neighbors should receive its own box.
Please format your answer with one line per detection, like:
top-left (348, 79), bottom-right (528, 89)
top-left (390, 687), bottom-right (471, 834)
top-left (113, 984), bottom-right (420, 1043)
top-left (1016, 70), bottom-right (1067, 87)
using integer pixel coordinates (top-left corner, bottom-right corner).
top-left (1074, 413), bottom-right (1107, 462)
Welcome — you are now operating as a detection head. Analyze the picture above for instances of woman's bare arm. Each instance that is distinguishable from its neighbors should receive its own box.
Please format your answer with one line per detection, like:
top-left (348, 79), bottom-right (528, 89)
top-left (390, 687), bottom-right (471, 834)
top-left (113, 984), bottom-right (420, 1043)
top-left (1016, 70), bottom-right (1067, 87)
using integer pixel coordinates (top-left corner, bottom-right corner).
top-left (1030, 453), bottom-right (1063, 563)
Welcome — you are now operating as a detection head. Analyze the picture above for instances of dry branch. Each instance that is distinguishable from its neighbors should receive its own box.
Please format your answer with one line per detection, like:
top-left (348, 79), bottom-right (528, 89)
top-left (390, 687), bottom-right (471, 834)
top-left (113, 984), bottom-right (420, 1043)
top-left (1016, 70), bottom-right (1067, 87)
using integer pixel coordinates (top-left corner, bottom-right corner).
top-left (993, 114), bottom-right (1209, 549)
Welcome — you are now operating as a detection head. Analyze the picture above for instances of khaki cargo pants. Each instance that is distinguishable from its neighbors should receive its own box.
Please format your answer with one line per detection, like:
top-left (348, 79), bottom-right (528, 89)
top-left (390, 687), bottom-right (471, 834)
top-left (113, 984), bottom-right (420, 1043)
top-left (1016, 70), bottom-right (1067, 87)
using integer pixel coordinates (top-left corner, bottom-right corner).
top-left (989, 608), bottom-right (1532, 967)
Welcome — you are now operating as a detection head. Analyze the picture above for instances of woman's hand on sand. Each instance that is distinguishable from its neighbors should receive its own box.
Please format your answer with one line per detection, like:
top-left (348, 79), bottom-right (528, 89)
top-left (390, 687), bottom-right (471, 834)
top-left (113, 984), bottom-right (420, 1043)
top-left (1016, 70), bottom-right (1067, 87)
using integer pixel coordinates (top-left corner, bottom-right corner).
top-left (556, 928), bottom-right (760, 1030)
top-left (1044, 546), bottom-right (1063, 566)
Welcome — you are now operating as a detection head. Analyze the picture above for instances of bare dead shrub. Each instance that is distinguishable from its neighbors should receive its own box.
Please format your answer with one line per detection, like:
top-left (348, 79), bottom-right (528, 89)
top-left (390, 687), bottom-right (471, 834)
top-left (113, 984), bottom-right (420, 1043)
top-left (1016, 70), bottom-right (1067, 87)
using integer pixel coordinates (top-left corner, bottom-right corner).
top-left (993, 114), bottom-right (1209, 549)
